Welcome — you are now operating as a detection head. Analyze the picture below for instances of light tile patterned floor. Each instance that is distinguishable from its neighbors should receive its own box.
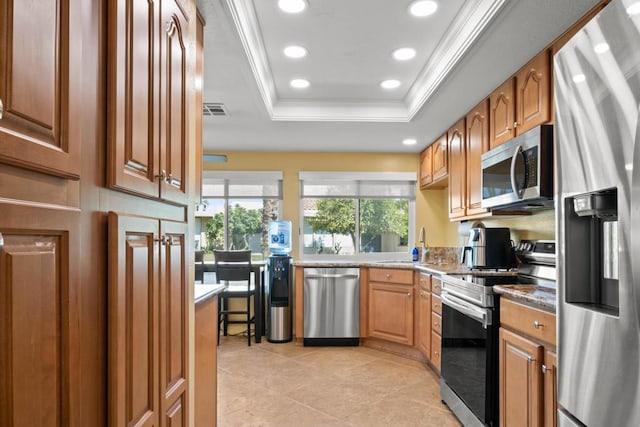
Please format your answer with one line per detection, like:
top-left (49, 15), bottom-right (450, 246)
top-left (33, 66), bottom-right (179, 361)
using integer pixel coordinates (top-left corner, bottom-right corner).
top-left (217, 335), bottom-right (461, 426)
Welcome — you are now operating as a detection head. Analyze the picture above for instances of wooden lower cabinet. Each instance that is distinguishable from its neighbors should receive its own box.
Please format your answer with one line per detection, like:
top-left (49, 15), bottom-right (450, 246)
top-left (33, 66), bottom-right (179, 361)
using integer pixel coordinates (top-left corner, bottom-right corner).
top-left (499, 328), bottom-right (543, 427)
top-left (499, 298), bottom-right (557, 427)
top-left (416, 273), bottom-right (431, 358)
top-left (368, 269), bottom-right (414, 346)
top-left (543, 350), bottom-right (557, 427)
top-left (108, 213), bottom-right (188, 427)
top-left (0, 206), bottom-right (79, 426)
top-left (195, 294), bottom-right (218, 427)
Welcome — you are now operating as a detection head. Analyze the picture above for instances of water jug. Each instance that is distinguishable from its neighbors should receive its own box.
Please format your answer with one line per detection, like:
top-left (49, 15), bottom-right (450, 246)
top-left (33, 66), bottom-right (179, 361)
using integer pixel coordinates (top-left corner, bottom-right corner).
top-left (268, 220), bottom-right (292, 255)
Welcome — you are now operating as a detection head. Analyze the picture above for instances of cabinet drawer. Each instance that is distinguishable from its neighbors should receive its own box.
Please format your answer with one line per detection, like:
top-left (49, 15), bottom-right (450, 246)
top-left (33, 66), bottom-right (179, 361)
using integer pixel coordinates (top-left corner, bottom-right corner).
top-left (501, 298), bottom-right (556, 346)
top-left (431, 312), bottom-right (442, 335)
top-left (431, 294), bottom-right (442, 315)
top-left (419, 272), bottom-right (431, 291)
top-left (431, 277), bottom-right (442, 295)
top-left (431, 331), bottom-right (441, 371)
top-left (369, 268), bottom-right (414, 285)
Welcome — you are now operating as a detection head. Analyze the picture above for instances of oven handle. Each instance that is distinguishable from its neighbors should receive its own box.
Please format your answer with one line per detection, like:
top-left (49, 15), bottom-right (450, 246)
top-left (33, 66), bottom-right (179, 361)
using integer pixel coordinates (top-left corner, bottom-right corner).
top-left (441, 292), bottom-right (492, 328)
top-left (509, 144), bottom-right (524, 199)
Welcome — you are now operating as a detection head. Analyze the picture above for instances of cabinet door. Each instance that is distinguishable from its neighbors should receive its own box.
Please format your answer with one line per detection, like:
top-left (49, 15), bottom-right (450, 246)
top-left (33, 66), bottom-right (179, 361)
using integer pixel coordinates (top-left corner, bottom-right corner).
top-left (368, 282), bottom-right (414, 345)
top-left (159, 0), bottom-right (189, 206)
top-left (465, 100), bottom-right (489, 217)
top-left (419, 145), bottom-right (433, 188)
top-left (490, 78), bottom-right (516, 149)
top-left (432, 133), bottom-right (448, 181)
top-left (417, 290), bottom-right (431, 357)
top-left (448, 119), bottom-right (466, 219)
top-left (107, 0), bottom-right (161, 199)
top-left (543, 350), bottom-right (557, 427)
top-left (108, 213), bottom-right (160, 427)
top-left (499, 328), bottom-right (544, 427)
top-left (195, 295), bottom-right (218, 427)
top-left (515, 51), bottom-right (551, 135)
top-left (0, 207), bottom-right (79, 426)
top-left (159, 220), bottom-right (189, 426)
top-left (0, 0), bottom-right (81, 179)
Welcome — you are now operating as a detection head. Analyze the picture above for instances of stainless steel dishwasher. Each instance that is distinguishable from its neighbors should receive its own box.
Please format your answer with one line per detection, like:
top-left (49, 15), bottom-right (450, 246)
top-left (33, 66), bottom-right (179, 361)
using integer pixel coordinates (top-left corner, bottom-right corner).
top-left (303, 267), bottom-right (359, 346)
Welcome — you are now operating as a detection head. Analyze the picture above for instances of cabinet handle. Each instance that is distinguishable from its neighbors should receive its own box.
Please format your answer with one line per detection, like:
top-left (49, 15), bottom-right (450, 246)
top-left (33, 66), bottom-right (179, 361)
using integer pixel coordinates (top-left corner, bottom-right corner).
top-left (0, 98), bottom-right (3, 120)
top-left (407, 292), bottom-right (411, 297)
top-left (533, 320), bottom-right (543, 329)
top-left (527, 356), bottom-right (535, 363)
top-left (542, 365), bottom-right (550, 374)
top-left (0, 232), bottom-right (4, 252)
top-left (514, 121), bottom-right (519, 128)
top-left (156, 170), bottom-right (168, 181)
top-left (386, 273), bottom-right (391, 279)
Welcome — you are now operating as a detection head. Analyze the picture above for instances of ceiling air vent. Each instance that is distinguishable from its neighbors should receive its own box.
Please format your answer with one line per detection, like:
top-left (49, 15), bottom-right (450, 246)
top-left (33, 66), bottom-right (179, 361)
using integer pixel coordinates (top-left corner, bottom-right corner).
top-left (203, 103), bottom-right (228, 117)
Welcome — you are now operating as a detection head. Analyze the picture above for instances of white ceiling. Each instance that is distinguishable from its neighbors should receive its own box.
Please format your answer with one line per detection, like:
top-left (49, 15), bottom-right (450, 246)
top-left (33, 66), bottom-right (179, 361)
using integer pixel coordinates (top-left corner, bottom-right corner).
top-left (199, 0), bottom-right (602, 153)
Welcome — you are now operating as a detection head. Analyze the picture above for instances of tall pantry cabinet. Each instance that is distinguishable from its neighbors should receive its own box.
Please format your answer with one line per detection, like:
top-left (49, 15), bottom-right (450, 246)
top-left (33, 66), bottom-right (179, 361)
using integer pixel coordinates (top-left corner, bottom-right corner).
top-left (0, 0), bottom-right (199, 425)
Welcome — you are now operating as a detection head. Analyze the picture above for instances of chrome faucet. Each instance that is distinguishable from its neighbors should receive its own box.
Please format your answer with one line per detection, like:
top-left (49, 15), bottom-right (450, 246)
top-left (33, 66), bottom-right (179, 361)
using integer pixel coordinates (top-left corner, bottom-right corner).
top-left (419, 227), bottom-right (429, 262)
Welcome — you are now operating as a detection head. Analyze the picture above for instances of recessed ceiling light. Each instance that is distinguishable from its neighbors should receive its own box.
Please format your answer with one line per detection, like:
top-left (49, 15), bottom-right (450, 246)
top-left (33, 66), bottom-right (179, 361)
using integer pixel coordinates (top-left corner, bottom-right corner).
top-left (594, 43), bottom-right (610, 54)
top-left (283, 45), bottom-right (307, 59)
top-left (290, 78), bottom-right (310, 89)
top-left (380, 79), bottom-right (401, 89)
top-left (278, 0), bottom-right (307, 14)
top-left (393, 47), bottom-right (416, 61)
top-left (627, 2), bottom-right (640, 15)
top-left (409, 0), bottom-right (438, 17)
top-left (572, 74), bottom-right (586, 83)
top-left (402, 138), bottom-right (417, 145)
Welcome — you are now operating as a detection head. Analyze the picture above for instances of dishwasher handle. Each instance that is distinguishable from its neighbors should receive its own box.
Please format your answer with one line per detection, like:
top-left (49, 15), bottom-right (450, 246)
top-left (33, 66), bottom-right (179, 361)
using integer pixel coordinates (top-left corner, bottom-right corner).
top-left (305, 273), bottom-right (359, 279)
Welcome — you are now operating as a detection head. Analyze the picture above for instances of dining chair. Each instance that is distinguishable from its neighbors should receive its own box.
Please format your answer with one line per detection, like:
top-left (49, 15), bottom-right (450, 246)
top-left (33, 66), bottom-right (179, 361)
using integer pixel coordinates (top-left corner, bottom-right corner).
top-left (194, 250), bottom-right (204, 283)
top-left (214, 250), bottom-right (255, 346)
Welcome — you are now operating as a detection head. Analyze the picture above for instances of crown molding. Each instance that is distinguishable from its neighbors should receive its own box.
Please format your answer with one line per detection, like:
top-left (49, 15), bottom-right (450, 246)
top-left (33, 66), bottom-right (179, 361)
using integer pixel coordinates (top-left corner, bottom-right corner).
top-left (225, 0), bottom-right (507, 122)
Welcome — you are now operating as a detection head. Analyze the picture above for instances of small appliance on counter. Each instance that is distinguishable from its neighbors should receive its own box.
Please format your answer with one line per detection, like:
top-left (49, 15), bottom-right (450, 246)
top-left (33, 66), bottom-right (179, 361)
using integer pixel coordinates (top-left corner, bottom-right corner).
top-left (460, 226), bottom-right (514, 270)
top-left (266, 220), bottom-right (292, 343)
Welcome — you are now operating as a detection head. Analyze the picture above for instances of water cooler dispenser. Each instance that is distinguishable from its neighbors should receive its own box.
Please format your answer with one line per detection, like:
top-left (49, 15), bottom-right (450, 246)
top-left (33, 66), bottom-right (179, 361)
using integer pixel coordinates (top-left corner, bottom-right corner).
top-left (266, 221), bottom-right (293, 343)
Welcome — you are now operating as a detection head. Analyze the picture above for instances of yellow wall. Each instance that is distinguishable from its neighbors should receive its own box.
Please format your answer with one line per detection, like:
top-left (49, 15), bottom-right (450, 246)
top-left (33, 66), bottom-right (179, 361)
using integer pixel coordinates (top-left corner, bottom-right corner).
top-left (204, 151), bottom-right (458, 257)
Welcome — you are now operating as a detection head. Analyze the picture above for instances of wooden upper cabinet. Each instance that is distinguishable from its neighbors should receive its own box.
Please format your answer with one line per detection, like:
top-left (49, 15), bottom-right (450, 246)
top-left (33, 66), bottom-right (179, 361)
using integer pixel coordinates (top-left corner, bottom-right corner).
top-left (448, 119), bottom-right (466, 219)
top-left (108, 0), bottom-right (190, 206)
top-left (489, 78), bottom-right (516, 149)
top-left (0, 0), bottom-right (81, 179)
top-left (465, 100), bottom-right (490, 217)
top-left (490, 50), bottom-right (551, 150)
top-left (515, 51), bottom-right (551, 136)
top-left (432, 133), bottom-right (448, 181)
top-left (159, 0), bottom-right (189, 205)
top-left (419, 145), bottom-right (433, 188)
top-left (108, 0), bottom-right (161, 199)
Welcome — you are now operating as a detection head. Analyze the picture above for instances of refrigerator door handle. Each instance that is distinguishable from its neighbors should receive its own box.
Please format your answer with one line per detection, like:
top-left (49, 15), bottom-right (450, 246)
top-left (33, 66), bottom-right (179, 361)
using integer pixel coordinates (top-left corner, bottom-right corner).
top-left (510, 144), bottom-right (524, 199)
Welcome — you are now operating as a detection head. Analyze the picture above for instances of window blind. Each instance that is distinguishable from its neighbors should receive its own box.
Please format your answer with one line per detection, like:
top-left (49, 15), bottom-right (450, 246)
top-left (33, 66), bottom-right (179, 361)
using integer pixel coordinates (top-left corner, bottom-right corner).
top-left (299, 172), bottom-right (416, 199)
top-left (203, 171), bottom-right (283, 198)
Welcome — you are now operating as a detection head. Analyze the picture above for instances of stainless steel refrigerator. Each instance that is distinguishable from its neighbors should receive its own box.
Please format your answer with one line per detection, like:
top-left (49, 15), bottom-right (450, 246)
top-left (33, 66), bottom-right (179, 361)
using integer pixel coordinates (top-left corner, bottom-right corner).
top-left (555, 0), bottom-right (640, 425)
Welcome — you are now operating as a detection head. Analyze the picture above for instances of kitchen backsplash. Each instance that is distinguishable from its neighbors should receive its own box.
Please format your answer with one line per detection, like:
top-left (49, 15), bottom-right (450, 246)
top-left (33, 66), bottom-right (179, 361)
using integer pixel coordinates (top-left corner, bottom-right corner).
top-left (425, 246), bottom-right (463, 265)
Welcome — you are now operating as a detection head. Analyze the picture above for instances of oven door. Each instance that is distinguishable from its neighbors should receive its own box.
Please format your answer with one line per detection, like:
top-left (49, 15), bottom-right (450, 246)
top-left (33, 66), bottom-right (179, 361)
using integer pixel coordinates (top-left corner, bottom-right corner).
top-left (441, 292), bottom-right (498, 426)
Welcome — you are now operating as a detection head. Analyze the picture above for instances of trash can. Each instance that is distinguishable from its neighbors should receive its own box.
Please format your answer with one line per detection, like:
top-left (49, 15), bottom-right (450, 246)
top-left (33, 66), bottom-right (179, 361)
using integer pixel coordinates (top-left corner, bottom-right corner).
top-left (266, 255), bottom-right (292, 343)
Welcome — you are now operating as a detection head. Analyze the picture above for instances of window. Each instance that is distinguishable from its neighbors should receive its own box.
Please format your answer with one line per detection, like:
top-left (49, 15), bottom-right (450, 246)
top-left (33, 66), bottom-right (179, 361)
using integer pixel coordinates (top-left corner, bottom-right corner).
top-left (197, 171), bottom-right (282, 260)
top-left (300, 172), bottom-right (416, 257)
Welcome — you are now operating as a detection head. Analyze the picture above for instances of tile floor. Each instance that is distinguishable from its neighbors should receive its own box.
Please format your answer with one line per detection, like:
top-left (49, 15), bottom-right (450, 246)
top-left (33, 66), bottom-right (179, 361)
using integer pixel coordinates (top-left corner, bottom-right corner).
top-left (217, 335), bottom-right (462, 426)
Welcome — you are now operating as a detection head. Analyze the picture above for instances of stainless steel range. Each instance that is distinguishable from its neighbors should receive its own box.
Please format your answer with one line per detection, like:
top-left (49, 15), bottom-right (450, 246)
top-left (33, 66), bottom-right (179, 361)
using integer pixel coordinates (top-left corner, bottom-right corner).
top-left (439, 240), bottom-right (556, 427)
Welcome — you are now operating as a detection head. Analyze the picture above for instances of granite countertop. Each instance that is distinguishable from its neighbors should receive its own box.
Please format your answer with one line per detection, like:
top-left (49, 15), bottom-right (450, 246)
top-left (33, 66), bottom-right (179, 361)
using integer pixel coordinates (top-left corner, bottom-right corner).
top-left (194, 284), bottom-right (225, 304)
top-left (493, 285), bottom-right (556, 312)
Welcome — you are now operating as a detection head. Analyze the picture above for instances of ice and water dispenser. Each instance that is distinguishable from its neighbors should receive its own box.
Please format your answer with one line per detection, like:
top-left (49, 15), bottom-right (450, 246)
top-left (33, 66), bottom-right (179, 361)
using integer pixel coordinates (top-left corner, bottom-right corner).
top-left (266, 220), bottom-right (293, 342)
top-left (564, 188), bottom-right (619, 315)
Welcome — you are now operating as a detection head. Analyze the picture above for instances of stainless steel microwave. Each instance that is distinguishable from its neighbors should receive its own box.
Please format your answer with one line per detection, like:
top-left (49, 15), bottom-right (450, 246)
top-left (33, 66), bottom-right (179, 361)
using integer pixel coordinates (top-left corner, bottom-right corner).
top-left (481, 124), bottom-right (554, 210)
